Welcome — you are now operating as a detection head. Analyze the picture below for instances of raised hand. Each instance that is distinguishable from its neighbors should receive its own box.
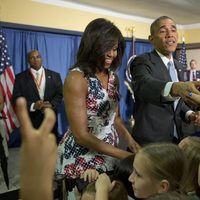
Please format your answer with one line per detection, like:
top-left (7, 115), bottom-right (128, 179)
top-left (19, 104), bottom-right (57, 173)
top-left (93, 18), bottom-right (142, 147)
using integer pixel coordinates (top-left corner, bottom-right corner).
top-left (16, 97), bottom-right (57, 200)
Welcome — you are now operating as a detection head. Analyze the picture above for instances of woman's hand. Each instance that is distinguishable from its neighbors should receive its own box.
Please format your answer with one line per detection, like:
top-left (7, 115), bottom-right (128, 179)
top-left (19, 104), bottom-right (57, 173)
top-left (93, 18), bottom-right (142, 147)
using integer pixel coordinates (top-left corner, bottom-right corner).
top-left (126, 134), bottom-right (141, 154)
top-left (81, 169), bottom-right (99, 182)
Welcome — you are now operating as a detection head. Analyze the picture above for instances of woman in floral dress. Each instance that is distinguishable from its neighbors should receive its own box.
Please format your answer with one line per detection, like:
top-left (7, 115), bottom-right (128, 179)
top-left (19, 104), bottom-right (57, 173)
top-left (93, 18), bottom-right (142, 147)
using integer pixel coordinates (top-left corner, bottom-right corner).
top-left (56, 18), bottom-right (140, 178)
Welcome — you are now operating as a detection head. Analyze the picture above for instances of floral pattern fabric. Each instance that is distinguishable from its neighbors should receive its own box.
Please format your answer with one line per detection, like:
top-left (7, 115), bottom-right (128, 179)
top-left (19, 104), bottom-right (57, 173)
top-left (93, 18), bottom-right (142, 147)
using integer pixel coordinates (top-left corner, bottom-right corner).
top-left (56, 68), bottom-right (120, 178)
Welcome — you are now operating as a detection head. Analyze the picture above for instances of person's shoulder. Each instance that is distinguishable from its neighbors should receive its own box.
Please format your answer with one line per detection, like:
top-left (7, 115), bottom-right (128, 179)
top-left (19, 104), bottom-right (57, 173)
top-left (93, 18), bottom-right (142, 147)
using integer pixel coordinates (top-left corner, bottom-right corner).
top-left (136, 51), bottom-right (154, 60)
top-left (64, 70), bottom-right (87, 93)
top-left (130, 51), bottom-right (153, 67)
top-left (44, 68), bottom-right (60, 75)
top-left (65, 70), bottom-right (86, 86)
top-left (174, 59), bottom-right (184, 68)
top-left (139, 51), bottom-right (153, 58)
top-left (15, 69), bottom-right (29, 78)
top-left (66, 70), bottom-right (85, 81)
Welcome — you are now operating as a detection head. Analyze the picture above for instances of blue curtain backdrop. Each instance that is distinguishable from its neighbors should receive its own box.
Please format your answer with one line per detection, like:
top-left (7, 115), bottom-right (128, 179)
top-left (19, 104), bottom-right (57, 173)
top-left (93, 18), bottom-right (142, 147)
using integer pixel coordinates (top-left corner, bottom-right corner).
top-left (2, 27), bottom-right (153, 147)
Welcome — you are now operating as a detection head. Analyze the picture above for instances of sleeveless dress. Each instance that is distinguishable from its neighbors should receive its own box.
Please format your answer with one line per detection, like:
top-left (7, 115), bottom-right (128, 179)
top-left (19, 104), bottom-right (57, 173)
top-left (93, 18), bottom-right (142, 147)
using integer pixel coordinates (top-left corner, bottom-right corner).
top-left (56, 68), bottom-right (120, 178)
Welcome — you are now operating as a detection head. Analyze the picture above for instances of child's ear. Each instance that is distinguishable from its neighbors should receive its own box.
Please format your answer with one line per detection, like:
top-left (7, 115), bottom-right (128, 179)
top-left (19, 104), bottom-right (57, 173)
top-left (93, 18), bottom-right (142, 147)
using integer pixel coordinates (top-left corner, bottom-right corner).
top-left (158, 179), bottom-right (170, 193)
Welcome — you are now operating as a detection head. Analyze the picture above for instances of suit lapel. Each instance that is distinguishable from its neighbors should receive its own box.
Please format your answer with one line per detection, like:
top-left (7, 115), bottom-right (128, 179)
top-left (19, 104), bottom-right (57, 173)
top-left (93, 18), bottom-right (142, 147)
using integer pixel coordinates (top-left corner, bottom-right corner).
top-left (27, 69), bottom-right (40, 98)
top-left (150, 50), bottom-right (184, 81)
top-left (174, 60), bottom-right (184, 81)
top-left (150, 50), bottom-right (170, 81)
top-left (44, 69), bottom-right (52, 99)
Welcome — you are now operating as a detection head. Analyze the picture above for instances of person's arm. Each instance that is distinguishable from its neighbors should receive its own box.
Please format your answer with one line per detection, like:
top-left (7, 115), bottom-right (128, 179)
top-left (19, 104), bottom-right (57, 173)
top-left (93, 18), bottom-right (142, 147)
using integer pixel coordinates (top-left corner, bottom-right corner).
top-left (113, 74), bottom-right (140, 153)
top-left (114, 105), bottom-right (140, 153)
top-left (0, 87), bottom-right (4, 112)
top-left (64, 71), bottom-right (132, 160)
top-left (130, 55), bottom-right (169, 105)
top-left (16, 97), bottom-right (57, 200)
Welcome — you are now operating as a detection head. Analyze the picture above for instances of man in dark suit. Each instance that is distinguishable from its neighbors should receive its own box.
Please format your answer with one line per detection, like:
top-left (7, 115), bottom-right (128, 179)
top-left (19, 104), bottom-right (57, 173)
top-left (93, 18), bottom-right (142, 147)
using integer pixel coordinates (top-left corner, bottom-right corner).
top-left (187, 59), bottom-right (200, 81)
top-left (130, 16), bottom-right (200, 145)
top-left (12, 50), bottom-right (63, 137)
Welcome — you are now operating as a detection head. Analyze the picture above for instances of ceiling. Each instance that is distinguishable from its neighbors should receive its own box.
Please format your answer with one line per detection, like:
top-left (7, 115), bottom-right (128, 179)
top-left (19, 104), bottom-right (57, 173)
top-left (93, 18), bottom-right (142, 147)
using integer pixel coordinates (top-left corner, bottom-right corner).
top-left (61, 0), bottom-right (200, 26)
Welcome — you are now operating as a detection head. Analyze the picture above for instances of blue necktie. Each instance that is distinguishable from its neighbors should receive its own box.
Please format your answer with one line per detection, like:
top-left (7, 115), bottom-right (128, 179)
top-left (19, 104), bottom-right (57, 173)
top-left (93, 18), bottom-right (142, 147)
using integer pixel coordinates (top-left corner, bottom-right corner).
top-left (168, 61), bottom-right (178, 82)
top-left (167, 61), bottom-right (179, 138)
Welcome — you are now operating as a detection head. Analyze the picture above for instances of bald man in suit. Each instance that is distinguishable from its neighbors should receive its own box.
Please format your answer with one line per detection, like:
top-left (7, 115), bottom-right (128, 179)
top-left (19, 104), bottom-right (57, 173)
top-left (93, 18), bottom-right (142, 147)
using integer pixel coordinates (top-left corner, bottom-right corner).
top-left (12, 50), bottom-right (63, 137)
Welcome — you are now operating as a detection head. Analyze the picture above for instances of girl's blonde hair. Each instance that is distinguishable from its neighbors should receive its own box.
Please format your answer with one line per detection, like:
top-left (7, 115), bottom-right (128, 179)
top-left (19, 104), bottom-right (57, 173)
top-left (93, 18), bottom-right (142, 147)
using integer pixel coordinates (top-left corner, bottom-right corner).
top-left (180, 136), bottom-right (200, 197)
top-left (140, 143), bottom-right (187, 191)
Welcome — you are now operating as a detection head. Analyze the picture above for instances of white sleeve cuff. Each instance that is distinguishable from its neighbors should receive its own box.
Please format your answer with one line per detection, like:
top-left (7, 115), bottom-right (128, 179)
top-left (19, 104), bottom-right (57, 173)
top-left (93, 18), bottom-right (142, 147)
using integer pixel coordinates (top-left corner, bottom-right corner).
top-left (162, 82), bottom-right (178, 101)
top-left (186, 110), bottom-right (194, 121)
top-left (30, 103), bottom-right (36, 112)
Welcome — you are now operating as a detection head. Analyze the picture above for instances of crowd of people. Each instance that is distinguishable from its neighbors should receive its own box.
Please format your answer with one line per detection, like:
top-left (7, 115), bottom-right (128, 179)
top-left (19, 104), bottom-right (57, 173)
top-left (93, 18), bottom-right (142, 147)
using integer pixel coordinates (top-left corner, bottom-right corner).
top-left (1, 14), bottom-right (200, 200)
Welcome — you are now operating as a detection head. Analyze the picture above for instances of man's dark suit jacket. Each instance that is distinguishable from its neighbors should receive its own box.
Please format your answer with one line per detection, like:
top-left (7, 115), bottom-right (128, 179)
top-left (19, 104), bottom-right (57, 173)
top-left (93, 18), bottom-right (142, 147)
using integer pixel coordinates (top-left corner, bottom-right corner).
top-left (186, 70), bottom-right (200, 81)
top-left (130, 50), bottom-right (190, 145)
top-left (12, 68), bottom-right (63, 135)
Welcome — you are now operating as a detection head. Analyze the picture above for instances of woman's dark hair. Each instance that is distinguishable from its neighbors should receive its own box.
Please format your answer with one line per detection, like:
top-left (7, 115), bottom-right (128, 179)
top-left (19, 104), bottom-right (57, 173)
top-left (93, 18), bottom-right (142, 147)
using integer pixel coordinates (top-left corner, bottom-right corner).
top-left (74, 18), bottom-right (125, 76)
top-left (113, 155), bottom-right (136, 198)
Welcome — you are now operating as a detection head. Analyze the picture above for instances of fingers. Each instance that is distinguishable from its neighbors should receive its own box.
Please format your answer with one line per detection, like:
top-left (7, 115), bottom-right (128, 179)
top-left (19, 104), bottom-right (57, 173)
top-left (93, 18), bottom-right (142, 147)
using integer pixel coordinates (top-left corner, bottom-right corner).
top-left (111, 180), bottom-right (116, 191)
top-left (185, 93), bottom-right (200, 107)
top-left (190, 93), bottom-right (200, 103)
top-left (16, 97), bottom-right (33, 137)
top-left (96, 173), bottom-right (112, 192)
top-left (191, 83), bottom-right (200, 95)
top-left (194, 81), bottom-right (200, 88)
top-left (83, 169), bottom-right (99, 182)
top-left (39, 108), bottom-right (56, 135)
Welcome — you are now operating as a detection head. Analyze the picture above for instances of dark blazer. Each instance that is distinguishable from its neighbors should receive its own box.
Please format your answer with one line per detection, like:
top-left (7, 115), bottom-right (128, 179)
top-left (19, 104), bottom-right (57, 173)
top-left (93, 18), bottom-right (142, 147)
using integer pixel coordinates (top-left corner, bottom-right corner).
top-left (186, 70), bottom-right (200, 81)
top-left (130, 50), bottom-right (190, 145)
top-left (12, 68), bottom-right (63, 135)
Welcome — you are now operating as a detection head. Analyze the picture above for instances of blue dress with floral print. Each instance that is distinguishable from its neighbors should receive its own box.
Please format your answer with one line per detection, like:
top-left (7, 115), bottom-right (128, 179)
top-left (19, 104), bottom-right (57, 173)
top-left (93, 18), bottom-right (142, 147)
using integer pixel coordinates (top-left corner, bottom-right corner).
top-left (56, 68), bottom-right (120, 178)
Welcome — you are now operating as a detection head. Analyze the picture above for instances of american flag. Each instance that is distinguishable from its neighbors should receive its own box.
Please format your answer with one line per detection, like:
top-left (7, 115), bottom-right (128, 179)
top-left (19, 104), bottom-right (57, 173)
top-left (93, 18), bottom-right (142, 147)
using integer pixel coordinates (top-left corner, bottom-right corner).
top-left (0, 29), bottom-right (19, 145)
top-left (178, 41), bottom-right (187, 69)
